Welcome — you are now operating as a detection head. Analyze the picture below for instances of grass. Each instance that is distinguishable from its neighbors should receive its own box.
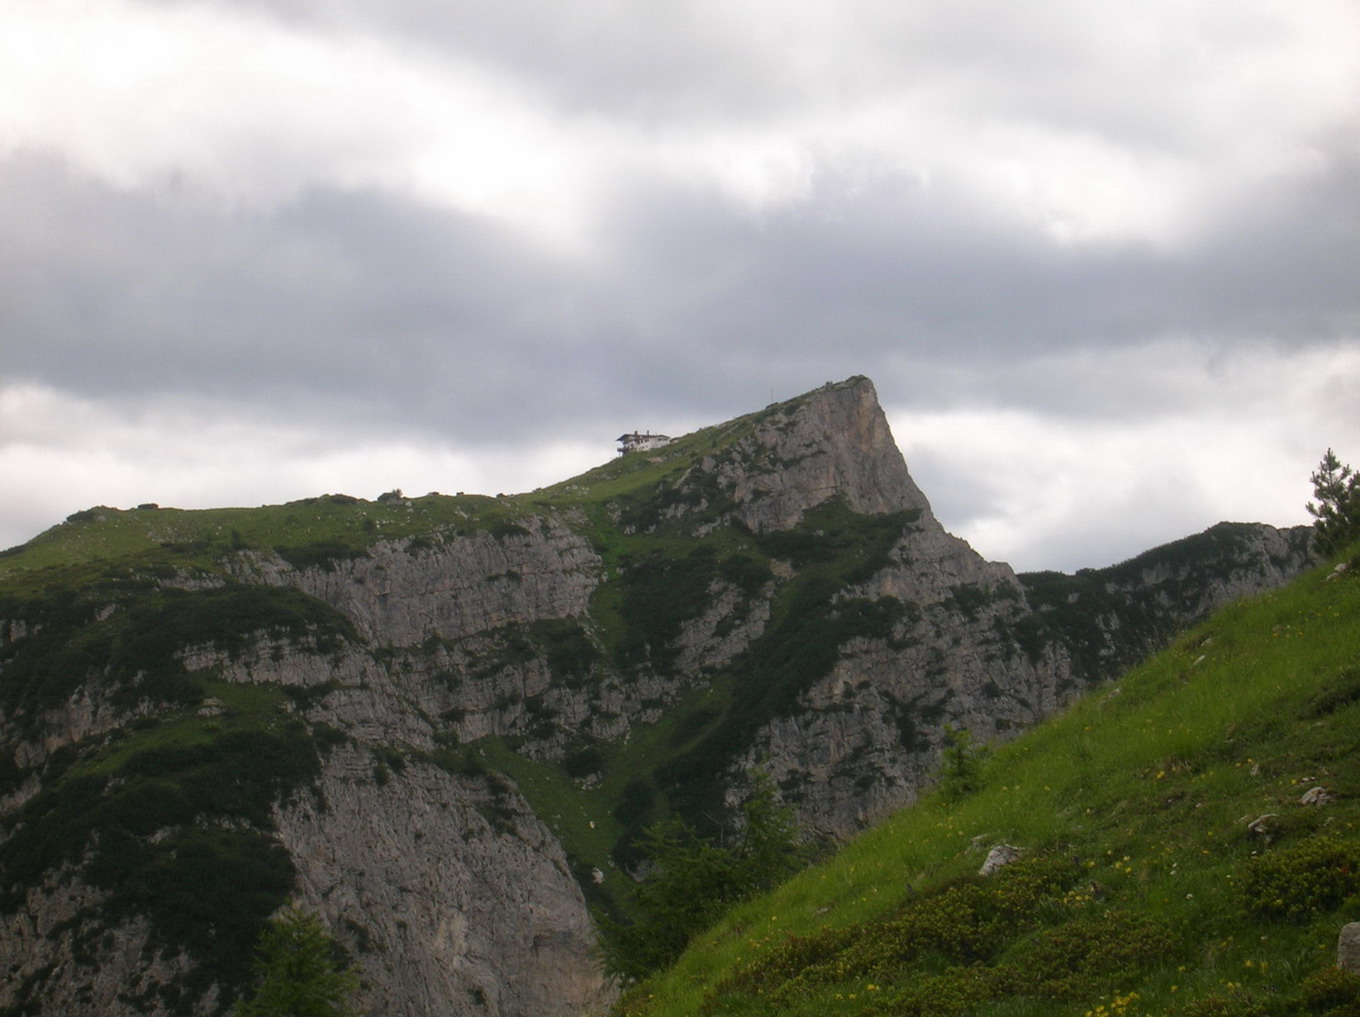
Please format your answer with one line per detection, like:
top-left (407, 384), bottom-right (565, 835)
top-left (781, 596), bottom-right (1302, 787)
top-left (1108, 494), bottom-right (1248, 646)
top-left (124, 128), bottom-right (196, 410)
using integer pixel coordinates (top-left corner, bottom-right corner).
top-left (611, 546), bottom-right (1360, 1017)
top-left (0, 491), bottom-right (543, 582)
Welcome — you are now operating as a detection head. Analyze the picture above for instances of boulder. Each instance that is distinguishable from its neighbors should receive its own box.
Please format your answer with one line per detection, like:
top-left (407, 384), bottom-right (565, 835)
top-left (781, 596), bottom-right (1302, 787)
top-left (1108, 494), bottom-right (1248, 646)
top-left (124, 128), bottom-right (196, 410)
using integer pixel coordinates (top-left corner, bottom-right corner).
top-left (979, 844), bottom-right (1024, 876)
top-left (1340, 922), bottom-right (1360, 974)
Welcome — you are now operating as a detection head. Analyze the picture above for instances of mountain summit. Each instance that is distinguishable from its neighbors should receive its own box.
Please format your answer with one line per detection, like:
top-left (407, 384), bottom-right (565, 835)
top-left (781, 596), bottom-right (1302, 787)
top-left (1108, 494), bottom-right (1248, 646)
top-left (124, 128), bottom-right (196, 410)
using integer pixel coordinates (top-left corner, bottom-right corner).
top-left (0, 377), bottom-right (1314, 1017)
top-left (657, 376), bottom-right (933, 531)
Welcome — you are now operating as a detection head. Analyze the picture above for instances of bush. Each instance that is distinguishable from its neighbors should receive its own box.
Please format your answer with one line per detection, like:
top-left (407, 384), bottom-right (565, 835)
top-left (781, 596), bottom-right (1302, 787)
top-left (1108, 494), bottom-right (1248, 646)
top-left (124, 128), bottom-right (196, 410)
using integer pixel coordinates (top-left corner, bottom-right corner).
top-left (995, 911), bottom-right (1176, 999)
top-left (1175, 991), bottom-right (1275, 1017)
top-left (1297, 966), bottom-right (1360, 1017)
top-left (563, 745), bottom-right (605, 778)
top-left (1239, 837), bottom-right (1360, 921)
top-left (709, 854), bottom-right (1079, 1009)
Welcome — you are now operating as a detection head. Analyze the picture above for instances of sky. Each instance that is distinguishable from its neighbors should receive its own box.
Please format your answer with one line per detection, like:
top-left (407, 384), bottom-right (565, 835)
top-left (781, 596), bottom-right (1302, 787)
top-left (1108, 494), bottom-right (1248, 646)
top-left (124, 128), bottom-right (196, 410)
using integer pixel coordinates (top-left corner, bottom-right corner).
top-left (2, 0), bottom-right (1358, 573)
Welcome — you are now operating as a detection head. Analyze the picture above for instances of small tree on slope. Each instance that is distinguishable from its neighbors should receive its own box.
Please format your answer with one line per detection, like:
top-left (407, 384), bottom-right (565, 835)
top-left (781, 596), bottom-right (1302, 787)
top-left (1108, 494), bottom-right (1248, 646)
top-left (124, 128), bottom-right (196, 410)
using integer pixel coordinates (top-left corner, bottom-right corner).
top-left (598, 775), bottom-right (807, 982)
top-left (1308, 448), bottom-right (1360, 557)
top-left (234, 907), bottom-right (361, 1017)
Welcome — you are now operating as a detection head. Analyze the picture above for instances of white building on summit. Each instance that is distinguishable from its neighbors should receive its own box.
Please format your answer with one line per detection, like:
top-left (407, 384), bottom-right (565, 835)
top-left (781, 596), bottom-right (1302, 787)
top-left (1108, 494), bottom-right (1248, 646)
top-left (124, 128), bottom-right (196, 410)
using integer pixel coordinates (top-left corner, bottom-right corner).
top-left (616, 431), bottom-right (672, 455)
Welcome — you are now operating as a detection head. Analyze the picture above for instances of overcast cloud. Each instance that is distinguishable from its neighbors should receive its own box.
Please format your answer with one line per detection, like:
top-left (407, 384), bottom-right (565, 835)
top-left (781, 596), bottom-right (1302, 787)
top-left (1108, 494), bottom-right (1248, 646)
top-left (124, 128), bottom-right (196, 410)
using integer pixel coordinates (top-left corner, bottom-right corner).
top-left (2, 0), bottom-right (1358, 571)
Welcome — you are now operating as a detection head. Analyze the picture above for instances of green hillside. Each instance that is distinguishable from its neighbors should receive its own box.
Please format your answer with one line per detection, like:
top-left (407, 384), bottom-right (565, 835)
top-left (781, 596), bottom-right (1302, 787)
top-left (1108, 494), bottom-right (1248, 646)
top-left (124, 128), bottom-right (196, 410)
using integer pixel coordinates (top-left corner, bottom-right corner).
top-left (611, 547), bottom-right (1360, 1017)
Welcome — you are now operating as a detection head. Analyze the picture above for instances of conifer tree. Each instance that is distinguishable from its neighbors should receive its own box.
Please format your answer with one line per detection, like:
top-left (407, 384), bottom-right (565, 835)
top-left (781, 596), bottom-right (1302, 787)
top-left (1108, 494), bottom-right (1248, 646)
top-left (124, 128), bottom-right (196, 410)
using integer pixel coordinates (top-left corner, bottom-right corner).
top-left (234, 907), bottom-right (361, 1017)
top-left (1307, 449), bottom-right (1360, 556)
top-left (598, 775), bottom-right (806, 981)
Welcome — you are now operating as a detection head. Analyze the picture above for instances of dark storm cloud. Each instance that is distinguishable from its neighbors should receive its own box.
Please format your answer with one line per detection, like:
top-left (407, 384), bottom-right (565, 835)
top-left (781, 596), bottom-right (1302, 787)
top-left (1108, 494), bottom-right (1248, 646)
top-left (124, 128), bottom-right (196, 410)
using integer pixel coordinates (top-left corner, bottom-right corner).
top-left (5, 136), bottom-right (1358, 460)
top-left (0, 155), bottom-right (618, 442)
top-left (594, 151), bottom-right (1360, 414)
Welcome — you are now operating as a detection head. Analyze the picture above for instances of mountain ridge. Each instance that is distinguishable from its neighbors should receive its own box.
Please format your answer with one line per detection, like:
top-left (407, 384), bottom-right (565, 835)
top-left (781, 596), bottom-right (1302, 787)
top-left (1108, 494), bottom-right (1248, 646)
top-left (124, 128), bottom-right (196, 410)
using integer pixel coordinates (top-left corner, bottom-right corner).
top-left (0, 376), bottom-right (1317, 1016)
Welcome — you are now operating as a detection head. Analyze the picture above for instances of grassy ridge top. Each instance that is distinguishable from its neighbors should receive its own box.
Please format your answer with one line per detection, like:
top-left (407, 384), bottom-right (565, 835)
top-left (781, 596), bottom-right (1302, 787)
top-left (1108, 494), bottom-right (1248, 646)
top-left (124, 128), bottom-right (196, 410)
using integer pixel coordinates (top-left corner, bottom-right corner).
top-left (0, 375), bottom-right (868, 584)
top-left (0, 379), bottom-right (791, 584)
top-left (615, 549), bottom-right (1360, 1017)
top-left (0, 493), bottom-right (526, 582)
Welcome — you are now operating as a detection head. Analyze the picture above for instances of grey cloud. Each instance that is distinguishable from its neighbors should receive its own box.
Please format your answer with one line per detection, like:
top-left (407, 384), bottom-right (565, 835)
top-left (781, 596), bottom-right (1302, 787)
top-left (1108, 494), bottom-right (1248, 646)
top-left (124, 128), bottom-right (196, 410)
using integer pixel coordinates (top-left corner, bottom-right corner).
top-left (4, 125), bottom-right (1357, 457)
top-left (183, 0), bottom-right (1336, 186)
top-left (176, 0), bottom-right (1161, 129)
top-left (0, 156), bottom-right (603, 438)
top-left (602, 153), bottom-right (1358, 368)
top-left (190, 0), bottom-right (799, 121)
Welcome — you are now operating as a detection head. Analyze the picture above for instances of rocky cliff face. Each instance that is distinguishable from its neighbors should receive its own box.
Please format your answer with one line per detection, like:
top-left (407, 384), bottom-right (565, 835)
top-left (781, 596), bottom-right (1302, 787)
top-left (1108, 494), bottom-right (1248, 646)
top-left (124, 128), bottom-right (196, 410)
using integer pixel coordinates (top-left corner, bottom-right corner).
top-left (737, 519), bottom-right (1072, 837)
top-left (1019, 519), bottom-right (1316, 682)
top-left (0, 746), bottom-right (608, 1017)
top-left (0, 376), bottom-right (1318, 1017)
top-left (233, 518), bottom-right (601, 647)
top-left (692, 379), bottom-right (933, 532)
top-left (276, 748), bottom-right (610, 1017)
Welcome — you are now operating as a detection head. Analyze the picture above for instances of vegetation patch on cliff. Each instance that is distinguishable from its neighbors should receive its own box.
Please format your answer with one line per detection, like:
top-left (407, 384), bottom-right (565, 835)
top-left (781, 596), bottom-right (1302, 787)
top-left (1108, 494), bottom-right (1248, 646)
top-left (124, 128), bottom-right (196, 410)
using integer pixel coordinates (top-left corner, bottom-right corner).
top-left (0, 677), bottom-right (328, 1014)
top-left (651, 502), bottom-right (917, 826)
top-left (0, 579), bottom-right (357, 740)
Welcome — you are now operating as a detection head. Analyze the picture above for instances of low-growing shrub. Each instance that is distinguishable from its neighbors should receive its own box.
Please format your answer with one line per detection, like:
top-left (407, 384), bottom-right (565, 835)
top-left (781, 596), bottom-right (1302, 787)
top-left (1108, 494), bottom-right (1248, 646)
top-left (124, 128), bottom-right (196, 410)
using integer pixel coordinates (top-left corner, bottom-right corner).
top-left (859, 967), bottom-right (997, 1017)
top-left (994, 911), bottom-right (1177, 1000)
top-left (1174, 989), bottom-right (1276, 1017)
top-left (1239, 836), bottom-right (1360, 921)
top-left (1297, 965), bottom-right (1360, 1017)
top-left (274, 540), bottom-right (368, 572)
top-left (563, 745), bottom-right (605, 778)
top-left (705, 854), bottom-right (1080, 1011)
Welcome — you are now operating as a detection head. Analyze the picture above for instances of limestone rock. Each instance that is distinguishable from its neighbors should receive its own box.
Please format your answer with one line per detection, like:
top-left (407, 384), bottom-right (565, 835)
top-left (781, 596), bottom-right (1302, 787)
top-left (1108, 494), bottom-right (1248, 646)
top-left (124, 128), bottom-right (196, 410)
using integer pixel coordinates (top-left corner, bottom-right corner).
top-left (734, 521), bottom-right (1070, 838)
top-left (1246, 814), bottom-right (1279, 841)
top-left (1340, 923), bottom-right (1360, 974)
top-left (0, 870), bottom-right (198, 1017)
top-left (276, 747), bottom-right (612, 1017)
top-left (979, 844), bottom-right (1025, 876)
top-left (235, 517), bottom-right (601, 648)
top-left (647, 377), bottom-right (930, 538)
top-left (723, 377), bottom-right (932, 533)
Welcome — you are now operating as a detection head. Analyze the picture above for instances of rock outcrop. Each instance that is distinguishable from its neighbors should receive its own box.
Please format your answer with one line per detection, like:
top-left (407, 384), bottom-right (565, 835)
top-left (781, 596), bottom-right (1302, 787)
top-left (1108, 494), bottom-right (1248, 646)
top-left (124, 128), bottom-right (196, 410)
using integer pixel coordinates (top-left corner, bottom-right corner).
top-left (715, 379), bottom-right (933, 532)
top-left (277, 748), bottom-right (610, 1017)
top-left (234, 519), bottom-right (601, 647)
top-left (1019, 519), bottom-right (1315, 681)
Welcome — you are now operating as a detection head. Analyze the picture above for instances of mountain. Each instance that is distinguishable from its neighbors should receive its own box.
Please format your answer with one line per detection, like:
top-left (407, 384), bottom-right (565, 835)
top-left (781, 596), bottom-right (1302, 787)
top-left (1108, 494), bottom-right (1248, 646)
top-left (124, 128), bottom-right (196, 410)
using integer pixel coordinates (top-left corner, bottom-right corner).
top-left (607, 543), bottom-right (1360, 1017)
top-left (0, 377), bottom-right (1316, 1016)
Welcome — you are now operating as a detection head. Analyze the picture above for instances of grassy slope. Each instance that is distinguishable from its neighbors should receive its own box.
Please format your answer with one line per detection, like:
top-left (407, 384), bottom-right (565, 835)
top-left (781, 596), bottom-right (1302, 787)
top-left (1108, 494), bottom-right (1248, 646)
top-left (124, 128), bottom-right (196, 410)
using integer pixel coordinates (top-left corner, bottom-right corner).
top-left (613, 548), bottom-right (1360, 1017)
top-left (0, 384), bottom-right (778, 582)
